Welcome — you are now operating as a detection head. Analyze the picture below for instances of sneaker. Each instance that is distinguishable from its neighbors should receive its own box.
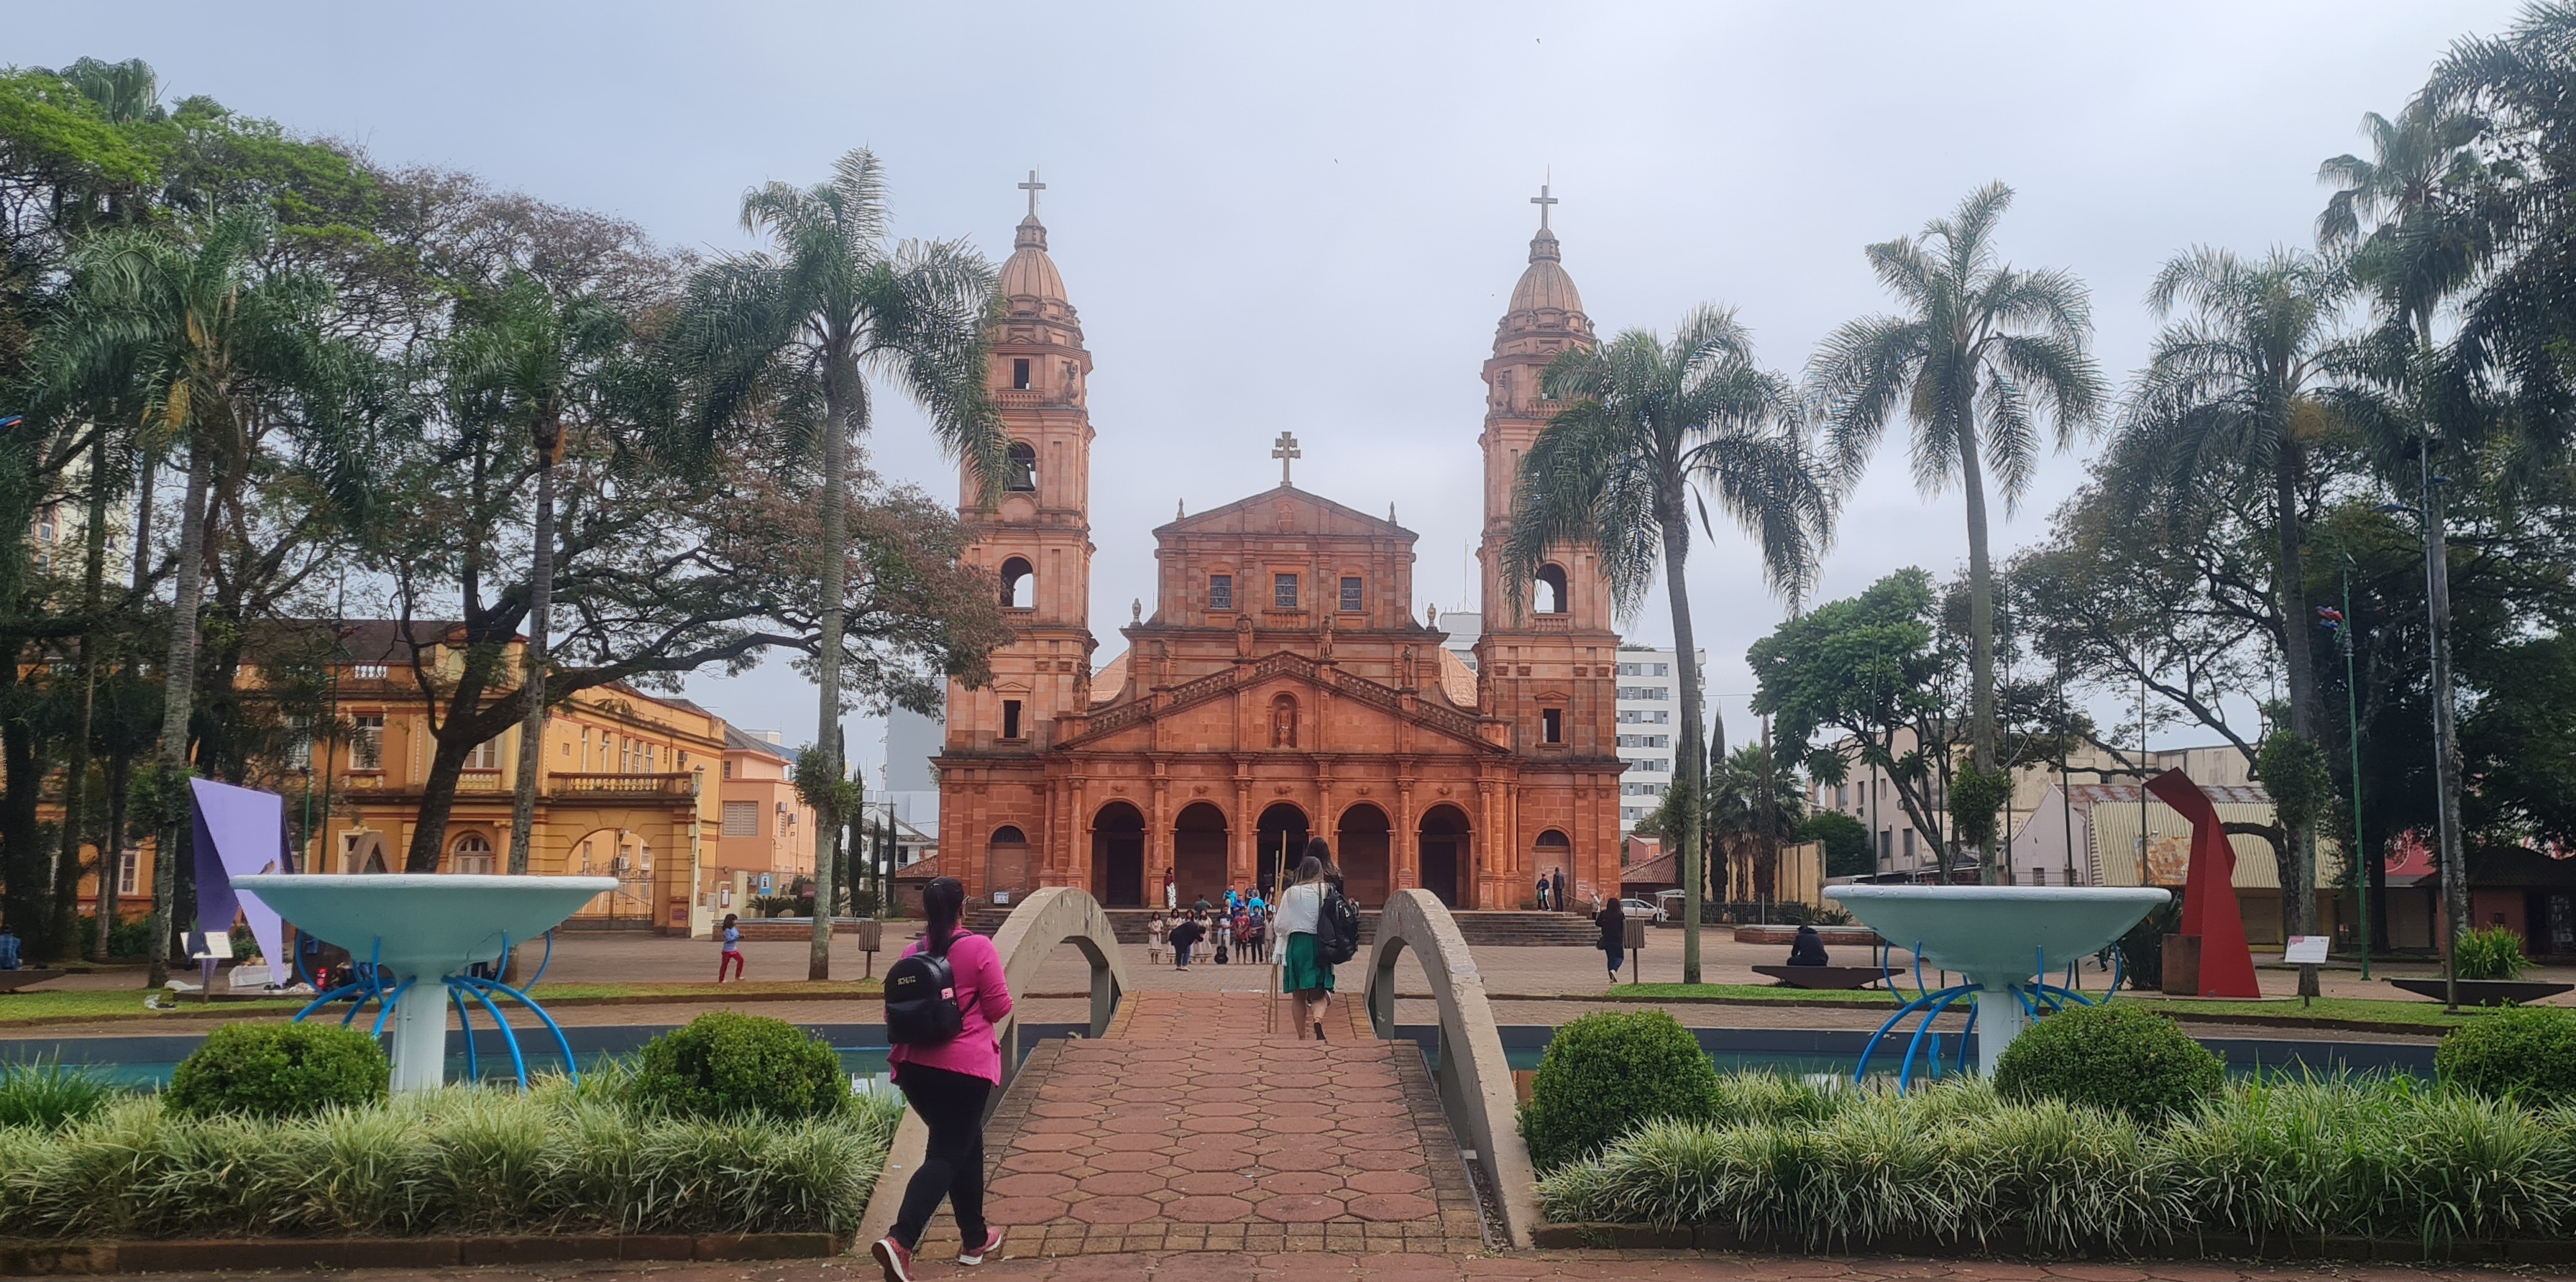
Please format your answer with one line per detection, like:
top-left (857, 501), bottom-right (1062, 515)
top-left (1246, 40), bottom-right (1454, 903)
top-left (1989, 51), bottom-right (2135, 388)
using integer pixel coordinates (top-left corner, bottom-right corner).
top-left (958, 1227), bottom-right (1006, 1265)
top-left (869, 1237), bottom-right (914, 1282)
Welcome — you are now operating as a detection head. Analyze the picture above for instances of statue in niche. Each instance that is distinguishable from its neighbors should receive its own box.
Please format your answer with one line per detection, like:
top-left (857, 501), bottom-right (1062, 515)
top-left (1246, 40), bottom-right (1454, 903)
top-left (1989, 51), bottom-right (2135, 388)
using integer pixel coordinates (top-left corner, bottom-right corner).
top-left (1153, 640), bottom-right (1172, 685)
top-left (1236, 610), bottom-right (1255, 656)
top-left (1270, 693), bottom-right (1298, 749)
top-left (1319, 610), bottom-right (1336, 660)
top-left (1401, 645), bottom-right (1418, 690)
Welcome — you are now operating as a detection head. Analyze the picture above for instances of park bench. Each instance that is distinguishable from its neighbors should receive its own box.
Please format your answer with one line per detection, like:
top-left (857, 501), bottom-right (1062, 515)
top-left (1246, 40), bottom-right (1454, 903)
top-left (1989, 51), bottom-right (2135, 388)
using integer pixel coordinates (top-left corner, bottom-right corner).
top-left (1750, 964), bottom-right (1886, 991)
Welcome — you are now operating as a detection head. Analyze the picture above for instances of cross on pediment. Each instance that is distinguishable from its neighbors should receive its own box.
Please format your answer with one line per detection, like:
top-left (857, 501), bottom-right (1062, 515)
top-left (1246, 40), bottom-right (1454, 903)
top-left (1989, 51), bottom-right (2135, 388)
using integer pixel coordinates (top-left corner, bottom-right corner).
top-left (1018, 169), bottom-right (1045, 218)
top-left (1272, 431), bottom-right (1301, 486)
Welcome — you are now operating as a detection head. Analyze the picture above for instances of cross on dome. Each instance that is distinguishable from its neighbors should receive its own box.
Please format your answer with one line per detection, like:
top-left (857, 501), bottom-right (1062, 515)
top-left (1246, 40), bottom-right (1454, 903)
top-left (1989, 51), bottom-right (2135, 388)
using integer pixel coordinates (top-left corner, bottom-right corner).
top-left (1531, 178), bottom-right (1558, 231)
top-left (1272, 431), bottom-right (1301, 486)
top-left (1018, 169), bottom-right (1046, 218)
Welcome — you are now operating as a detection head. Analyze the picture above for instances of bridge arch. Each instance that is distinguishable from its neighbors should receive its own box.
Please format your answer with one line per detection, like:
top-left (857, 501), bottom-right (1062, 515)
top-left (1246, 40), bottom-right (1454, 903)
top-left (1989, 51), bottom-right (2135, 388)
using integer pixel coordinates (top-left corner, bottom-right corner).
top-left (1365, 888), bottom-right (1536, 1248)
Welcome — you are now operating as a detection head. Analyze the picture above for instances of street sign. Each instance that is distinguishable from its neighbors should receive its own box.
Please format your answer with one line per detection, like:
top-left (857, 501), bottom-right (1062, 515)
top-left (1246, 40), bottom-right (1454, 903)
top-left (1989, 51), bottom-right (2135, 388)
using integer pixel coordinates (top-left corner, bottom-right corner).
top-left (2283, 935), bottom-right (2331, 965)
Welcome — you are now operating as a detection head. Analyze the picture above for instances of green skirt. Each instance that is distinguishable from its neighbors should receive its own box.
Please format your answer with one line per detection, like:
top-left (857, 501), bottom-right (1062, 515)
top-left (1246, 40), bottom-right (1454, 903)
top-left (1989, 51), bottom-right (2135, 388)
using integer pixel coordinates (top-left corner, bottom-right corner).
top-left (1283, 931), bottom-right (1335, 994)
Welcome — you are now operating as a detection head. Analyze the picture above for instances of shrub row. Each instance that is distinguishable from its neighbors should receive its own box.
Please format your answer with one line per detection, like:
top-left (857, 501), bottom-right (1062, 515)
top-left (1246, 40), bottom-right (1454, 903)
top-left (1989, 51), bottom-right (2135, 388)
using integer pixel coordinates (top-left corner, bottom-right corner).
top-left (1537, 1073), bottom-right (2576, 1252)
top-left (0, 1071), bottom-right (902, 1240)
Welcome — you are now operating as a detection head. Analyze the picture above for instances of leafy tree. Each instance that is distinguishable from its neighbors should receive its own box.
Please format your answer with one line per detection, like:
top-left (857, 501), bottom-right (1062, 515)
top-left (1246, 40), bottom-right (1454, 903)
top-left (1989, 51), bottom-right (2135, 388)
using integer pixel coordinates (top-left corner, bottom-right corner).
top-left (1807, 181), bottom-right (2105, 883)
top-left (1797, 809), bottom-right (1871, 879)
top-left (1506, 306), bottom-right (1830, 981)
top-left (670, 149), bottom-right (1001, 979)
top-left (2105, 245), bottom-right (2357, 941)
top-left (1749, 569), bottom-right (1958, 876)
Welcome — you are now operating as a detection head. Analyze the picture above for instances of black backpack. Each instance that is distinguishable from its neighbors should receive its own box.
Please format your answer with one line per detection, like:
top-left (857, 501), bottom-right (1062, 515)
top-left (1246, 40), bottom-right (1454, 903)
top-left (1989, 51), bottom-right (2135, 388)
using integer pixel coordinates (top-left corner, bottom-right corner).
top-left (884, 932), bottom-right (972, 1045)
top-left (1316, 884), bottom-right (1362, 966)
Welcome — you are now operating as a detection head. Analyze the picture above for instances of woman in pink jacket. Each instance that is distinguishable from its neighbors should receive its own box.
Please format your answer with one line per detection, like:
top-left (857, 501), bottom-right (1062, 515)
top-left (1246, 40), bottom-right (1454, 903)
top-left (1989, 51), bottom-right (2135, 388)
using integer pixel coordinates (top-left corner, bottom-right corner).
top-left (872, 877), bottom-right (1014, 1281)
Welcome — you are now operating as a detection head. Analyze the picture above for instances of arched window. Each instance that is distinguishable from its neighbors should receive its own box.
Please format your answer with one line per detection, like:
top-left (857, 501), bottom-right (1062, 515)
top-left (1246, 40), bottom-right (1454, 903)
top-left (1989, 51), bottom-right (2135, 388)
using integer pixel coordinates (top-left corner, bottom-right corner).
top-left (1005, 441), bottom-right (1037, 493)
top-left (1535, 564), bottom-right (1569, 615)
top-left (1000, 556), bottom-right (1035, 609)
top-left (1270, 692), bottom-right (1299, 749)
top-left (1536, 829), bottom-right (1571, 849)
top-left (991, 825), bottom-right (1027, 844)
top-left (449, 832), bottom-right (495, 874)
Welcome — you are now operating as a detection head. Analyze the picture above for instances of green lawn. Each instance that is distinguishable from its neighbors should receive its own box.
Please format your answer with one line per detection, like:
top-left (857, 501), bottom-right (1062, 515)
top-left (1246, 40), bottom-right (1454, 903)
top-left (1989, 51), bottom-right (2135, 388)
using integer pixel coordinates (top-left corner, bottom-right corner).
top-left (0, 978), bottom-right (881, 1028)
top-left (1604, 981), bottom-right (2483, 1032)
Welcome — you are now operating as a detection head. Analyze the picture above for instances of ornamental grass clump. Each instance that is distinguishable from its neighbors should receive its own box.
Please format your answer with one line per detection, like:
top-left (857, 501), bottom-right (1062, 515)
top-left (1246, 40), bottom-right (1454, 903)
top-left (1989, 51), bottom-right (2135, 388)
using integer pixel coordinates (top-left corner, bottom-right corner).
top-left (2437, 1004), bottom-right (2576, 1107)
top-left (1991, 1002), bottom-right (2222, 1120)
top-left (2452, 926), bottom-right (2529, 981)
top-left (1518, 1009), bottom-right (1725, 1171)
top-left (631, 1012), bottom-right (850, 1122)
top-left (0, 1075), bottom-right (903, 1240)
top-left (164, 1022), bottom-right (389, 1120)
top-left (1537, 1071), bottom-right (2576, 1253)
top-left (0, 1060), bottom-right (116, 1129)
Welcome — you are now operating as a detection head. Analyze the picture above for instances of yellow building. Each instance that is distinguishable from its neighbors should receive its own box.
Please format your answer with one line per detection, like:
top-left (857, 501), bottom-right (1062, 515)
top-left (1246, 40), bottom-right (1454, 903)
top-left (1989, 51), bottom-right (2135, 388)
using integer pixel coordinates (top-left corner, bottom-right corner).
top-left (89, 621), bottom-right (811, 939)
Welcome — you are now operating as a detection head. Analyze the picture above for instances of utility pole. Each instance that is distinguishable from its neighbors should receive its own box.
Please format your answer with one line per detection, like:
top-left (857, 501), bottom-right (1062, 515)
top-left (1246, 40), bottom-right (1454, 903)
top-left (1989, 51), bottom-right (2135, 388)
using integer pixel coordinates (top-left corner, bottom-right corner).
top-left (2338, 559), bottom-right (2372, 981)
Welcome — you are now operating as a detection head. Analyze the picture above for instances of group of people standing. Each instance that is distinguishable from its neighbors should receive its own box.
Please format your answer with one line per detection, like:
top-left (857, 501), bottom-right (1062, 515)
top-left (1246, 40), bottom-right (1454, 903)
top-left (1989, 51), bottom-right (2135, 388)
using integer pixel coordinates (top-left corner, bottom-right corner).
top-left (1534, 865), bottom-right (1578, 912)
top-left (1147, 894), bottom-right (1269, 969)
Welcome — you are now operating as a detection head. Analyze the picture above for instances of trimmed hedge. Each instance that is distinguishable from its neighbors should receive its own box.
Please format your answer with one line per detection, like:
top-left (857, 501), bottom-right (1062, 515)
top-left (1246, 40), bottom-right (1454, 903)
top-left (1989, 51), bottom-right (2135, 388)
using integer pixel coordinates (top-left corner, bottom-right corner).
top-left (1518, 1009), bottom-right (1723, 1171)
top-left (2438, 1004), bottom-right (2576, 1107)
top-left (1992, 1002), bottom-right (2223, 1120)
top-left (631, 1012), bottom-right (849, 1122)
top-left (165, 1022), bottom-right (389, 1120)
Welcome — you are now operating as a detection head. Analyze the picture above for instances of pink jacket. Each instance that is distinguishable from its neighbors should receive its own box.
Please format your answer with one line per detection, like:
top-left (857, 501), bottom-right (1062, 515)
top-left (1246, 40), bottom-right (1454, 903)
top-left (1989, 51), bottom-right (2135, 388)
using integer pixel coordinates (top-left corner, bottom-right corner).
top-left (886, 929), bottom-right (1014, 1084)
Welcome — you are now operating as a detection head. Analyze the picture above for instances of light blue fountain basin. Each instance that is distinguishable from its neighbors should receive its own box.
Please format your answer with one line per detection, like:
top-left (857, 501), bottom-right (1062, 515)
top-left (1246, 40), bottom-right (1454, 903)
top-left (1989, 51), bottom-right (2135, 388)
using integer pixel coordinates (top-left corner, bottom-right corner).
top-left (233, 874), bottom-right (618, 1091)
top-left (1824, 884), bottom-right (2171, 1076)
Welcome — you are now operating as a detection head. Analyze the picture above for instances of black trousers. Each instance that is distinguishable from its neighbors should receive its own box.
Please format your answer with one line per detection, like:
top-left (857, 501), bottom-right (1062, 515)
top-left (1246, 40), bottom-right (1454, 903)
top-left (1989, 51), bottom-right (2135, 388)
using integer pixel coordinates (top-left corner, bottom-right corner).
top-left (892, 1062), bottom-right (994, 1251)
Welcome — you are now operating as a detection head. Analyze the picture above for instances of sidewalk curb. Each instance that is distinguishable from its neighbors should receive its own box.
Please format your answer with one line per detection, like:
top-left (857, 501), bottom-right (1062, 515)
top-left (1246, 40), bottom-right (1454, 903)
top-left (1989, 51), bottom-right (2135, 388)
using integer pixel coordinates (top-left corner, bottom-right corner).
top-left (0, 1232), bottom-right (848, 1275)
top-left (1529, 1221), bottom-right (2564, 1263)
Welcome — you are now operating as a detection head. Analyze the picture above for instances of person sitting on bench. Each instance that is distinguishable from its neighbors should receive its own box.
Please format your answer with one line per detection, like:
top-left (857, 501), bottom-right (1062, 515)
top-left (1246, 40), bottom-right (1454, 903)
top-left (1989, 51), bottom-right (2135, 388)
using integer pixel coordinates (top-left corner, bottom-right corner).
top-left (1787, 925), bottom-right (1828, 967)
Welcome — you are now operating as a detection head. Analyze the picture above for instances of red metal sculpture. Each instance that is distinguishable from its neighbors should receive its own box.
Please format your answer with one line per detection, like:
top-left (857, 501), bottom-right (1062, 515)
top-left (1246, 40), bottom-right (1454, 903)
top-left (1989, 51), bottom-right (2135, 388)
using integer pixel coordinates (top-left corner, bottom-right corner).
top-left (2145, 769), bottom-right (2261, 999)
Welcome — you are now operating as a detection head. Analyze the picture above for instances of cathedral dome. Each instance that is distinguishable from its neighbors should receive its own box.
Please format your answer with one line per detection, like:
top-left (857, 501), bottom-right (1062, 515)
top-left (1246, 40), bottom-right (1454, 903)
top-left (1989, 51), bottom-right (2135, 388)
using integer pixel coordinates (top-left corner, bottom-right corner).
top-left (1507, 226), bottom-right (1583, 316)
top-left (999, 214), bottom-right (1067, 303)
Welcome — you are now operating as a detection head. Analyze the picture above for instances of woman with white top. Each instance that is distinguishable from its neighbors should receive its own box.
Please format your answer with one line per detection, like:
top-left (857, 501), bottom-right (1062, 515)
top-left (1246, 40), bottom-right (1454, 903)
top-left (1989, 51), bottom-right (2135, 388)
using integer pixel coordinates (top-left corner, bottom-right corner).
top-left (1272, 838), bottom-right (1337, 1040)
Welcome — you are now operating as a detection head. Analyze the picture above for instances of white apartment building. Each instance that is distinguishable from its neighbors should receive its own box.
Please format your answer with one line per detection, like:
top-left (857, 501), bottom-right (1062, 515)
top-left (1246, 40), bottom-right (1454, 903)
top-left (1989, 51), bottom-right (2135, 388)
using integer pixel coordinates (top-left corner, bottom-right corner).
top-left (1611, 644), bottom-right (1695, 833)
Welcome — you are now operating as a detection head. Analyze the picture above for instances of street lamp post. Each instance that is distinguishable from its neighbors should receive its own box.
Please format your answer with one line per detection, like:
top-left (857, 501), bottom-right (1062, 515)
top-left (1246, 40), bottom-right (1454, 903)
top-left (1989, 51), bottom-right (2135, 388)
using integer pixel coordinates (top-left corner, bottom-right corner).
top-left (2321, 559), bottom-right (2371, 981)
top-left (2378, 444), bottom-right (2467, 1011)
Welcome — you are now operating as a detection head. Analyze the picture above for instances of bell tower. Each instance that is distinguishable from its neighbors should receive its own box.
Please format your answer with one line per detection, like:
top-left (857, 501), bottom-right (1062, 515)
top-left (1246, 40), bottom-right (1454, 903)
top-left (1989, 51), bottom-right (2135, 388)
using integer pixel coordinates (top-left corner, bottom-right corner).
top-left (1468, 184), bottom-right (1622, 906)
top-left (949, 173), bottom-right (1096, 752)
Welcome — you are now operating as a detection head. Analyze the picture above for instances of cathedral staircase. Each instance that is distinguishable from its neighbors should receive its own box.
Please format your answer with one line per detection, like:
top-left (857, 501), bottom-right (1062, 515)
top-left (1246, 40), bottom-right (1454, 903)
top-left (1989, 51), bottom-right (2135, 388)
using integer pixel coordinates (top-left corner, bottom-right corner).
top-left (965, 904), bottom-right (1596, 948)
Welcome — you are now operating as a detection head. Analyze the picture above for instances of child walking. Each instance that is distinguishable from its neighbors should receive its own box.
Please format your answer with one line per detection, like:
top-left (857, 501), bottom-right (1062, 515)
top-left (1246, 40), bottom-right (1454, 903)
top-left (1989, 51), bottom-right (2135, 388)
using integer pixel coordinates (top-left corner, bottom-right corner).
top-left (717, 914), bottom-right (745, 982)
top-left (1147, 912), bottom-right (1168, 966)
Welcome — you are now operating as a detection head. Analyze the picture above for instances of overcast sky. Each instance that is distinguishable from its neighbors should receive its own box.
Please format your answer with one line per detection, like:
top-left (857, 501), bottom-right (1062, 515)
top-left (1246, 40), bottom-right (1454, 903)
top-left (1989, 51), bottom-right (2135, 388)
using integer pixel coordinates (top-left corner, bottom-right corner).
top-left (13, 1), bottom-right (2525, 780)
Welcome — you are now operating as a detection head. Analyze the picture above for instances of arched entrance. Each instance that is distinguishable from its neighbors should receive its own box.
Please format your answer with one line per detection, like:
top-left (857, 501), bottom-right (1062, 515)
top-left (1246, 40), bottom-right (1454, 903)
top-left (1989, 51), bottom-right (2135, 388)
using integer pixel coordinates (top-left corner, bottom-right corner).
top-left (1173, 802), bottom-right (1228, 907)
top-left (1418, 805), bottom-right (1470, 908)
top-left (1090, 802), bottom-right (1145, 907)
top-left (1337, 804), bottom-right (1392, 906)
top-left (987, 825), bottom-right (1031, 902)
top-left (1256, 802), bottom-right (1311, 897)
top-left (1533, 829), bottom-right (1571, 907)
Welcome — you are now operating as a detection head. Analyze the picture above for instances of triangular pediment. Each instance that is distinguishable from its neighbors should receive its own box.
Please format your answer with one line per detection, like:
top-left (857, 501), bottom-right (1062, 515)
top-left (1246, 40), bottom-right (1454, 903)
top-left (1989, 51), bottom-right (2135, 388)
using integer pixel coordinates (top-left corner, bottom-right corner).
top-left (1060, 650), bottom-right (1498, 754)
top-left (1156, 484), bottom-right (1412, 541)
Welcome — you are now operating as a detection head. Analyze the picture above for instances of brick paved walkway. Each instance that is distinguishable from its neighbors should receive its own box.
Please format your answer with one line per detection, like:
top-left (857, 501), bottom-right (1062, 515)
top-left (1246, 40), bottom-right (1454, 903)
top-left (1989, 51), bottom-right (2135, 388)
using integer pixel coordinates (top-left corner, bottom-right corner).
top-left (907, 988), bottom-right (1486, 1259)
top-left (110, 1253), bottom-right (2548, 1281)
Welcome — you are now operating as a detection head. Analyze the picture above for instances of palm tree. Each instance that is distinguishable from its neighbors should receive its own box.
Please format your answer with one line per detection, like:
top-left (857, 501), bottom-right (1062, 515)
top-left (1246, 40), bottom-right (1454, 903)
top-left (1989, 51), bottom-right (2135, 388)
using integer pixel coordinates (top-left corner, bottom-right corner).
top-left (672, 149), bottom-right (1000, 980)
top-left (2110, 244), bottom-right (2351, 944)
top-left (1505, 305), bottom-right (1831, 984)
top-left (449, 273), bottom-right (627, 875)
top-left (1808, 182), bottom-right (2104, 882)
top-left (2317, 97), bottom-right (2488, 346)
top-left (56, 208), bottom-right (327, 984)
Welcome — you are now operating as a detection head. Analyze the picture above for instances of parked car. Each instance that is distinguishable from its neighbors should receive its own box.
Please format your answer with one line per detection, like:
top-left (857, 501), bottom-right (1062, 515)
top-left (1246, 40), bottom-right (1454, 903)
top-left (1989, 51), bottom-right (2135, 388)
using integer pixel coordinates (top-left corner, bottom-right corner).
top-left (1619, 897), bottom-right (1666, 922)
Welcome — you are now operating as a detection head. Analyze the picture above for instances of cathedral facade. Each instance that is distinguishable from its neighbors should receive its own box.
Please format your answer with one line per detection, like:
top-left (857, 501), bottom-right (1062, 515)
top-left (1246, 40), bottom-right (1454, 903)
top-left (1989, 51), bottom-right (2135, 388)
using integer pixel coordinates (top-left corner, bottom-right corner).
top-left (932, 194), bottom-right (1624, 912)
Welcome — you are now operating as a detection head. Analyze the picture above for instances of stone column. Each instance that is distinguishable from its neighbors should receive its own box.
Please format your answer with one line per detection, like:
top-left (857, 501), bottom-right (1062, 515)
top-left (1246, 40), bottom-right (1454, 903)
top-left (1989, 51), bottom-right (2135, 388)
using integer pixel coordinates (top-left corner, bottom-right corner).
top-left (1233, 776), bottom-right (1254, 889)
top-left (1148, 777), bottom-right (1171, 897)
top-left (1477, 780), bottom-right (1501, 909)
top-left (1395, 778), bottom-right (1416, 891)
top-left (1065, 775), bottom-right (1086, 889)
